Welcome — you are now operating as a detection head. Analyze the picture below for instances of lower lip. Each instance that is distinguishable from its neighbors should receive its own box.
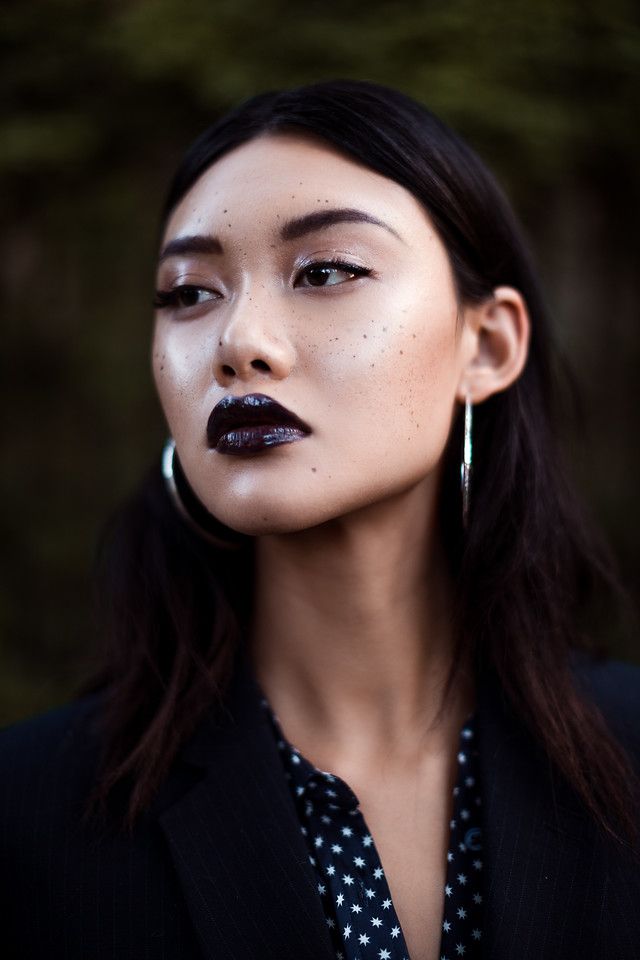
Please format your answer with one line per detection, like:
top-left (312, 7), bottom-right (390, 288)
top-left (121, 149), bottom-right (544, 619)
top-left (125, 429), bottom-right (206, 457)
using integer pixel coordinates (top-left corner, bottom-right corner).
top-left (216, 424), bottom-right (310, 455)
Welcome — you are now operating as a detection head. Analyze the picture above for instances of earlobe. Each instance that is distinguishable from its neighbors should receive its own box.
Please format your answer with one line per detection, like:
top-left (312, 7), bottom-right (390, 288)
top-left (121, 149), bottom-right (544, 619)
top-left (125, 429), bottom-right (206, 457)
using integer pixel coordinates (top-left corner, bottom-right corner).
top-left (457, 285), bottom-right (530, 404)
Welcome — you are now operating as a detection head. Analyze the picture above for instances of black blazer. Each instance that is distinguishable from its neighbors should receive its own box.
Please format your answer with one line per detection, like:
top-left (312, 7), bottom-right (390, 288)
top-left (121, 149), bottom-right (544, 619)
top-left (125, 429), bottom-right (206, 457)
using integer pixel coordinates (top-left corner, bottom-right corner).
top-left (1, 653), bottom-right (639, 960)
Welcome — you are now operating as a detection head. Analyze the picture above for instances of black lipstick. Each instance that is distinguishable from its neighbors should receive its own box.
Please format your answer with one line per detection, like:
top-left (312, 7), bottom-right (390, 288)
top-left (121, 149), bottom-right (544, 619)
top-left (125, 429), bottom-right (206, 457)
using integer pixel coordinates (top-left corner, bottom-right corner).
top-left (207, 393), bottom-right (312, 455)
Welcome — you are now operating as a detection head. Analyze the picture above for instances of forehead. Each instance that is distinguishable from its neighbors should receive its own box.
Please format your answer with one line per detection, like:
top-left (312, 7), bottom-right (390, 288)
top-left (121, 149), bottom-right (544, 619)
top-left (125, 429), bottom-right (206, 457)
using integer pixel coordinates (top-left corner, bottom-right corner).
top-left (163, 132), bottom-right (435, 242)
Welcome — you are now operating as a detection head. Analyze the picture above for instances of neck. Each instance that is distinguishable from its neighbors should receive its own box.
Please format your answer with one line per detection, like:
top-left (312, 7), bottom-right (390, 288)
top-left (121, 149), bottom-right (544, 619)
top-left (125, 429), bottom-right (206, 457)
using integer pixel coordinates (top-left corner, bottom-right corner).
top-left (248, 479), bottom-right (473, 767)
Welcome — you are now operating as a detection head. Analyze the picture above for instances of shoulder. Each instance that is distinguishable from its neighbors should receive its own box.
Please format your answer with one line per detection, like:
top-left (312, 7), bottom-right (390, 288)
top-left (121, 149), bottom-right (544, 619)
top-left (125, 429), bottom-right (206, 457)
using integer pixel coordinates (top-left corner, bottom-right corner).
top-left (571, 652), bottom-right (640, 754)
top-left (0, 693), bottom-right (105, 808)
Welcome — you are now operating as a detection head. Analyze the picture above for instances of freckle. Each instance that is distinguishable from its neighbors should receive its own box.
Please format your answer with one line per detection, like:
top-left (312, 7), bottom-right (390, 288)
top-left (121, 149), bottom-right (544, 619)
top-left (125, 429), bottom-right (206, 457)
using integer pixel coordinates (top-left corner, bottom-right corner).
top-left (311, 467), bottom-right (317, 473)
top-left (383, 327), bottom-right (387, 332)
top-left (228, 223), bottom-right (232, 227)
top-left (218, 339), bottom-right (222, 346)
top-left (160, 365), bottom-right (164, 371)
top-left (399, 350), bottom-right (403, 354)
top-left (363, 334), bottom-right (367, 338)
top-left (412, 333), bottom-right (416, 338)
top-left (370, 363), bottom-right (375, 367)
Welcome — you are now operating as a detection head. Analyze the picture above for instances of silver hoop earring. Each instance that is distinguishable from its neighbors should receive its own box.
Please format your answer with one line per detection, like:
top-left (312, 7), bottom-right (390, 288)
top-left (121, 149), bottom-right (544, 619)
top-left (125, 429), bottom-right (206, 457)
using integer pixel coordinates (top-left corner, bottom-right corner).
top-left (460, 393), bottom-right (473, 530)
top-left (161, 438), bottom-right (247, 550)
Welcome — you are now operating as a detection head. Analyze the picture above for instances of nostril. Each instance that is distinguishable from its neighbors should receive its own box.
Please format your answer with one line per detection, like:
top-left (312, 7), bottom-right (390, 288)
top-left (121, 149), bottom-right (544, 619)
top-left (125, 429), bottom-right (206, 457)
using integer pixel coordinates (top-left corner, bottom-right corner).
top-left (221, 364), bottom-right (235, 376)
top-left (251, 359), bottom-right (270, 371)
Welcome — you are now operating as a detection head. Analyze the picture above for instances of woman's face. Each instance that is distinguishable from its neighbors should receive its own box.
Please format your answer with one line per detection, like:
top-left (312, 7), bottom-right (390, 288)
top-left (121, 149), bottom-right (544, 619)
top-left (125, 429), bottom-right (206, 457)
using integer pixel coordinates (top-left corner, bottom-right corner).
top-left (152, 133), bottom-right (473, 535)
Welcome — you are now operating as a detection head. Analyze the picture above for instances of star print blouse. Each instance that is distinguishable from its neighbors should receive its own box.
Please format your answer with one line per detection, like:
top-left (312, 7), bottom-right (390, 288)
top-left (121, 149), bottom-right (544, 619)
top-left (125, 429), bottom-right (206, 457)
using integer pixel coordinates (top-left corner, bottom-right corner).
top-left (261, 697), bottom-right (483, 960)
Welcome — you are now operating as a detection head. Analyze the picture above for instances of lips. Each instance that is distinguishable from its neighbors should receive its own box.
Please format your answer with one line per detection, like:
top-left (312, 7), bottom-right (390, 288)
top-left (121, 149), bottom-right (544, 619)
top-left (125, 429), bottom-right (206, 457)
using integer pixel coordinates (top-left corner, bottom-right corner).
top-left (207, 393), bottom-right (312, 455)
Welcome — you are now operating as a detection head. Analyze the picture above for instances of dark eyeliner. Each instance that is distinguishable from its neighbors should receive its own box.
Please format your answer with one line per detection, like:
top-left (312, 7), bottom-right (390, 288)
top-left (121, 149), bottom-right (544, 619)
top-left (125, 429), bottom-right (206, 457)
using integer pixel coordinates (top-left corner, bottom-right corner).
top-left (296, 259), bottom-right (372, 283)
top-left (153, 289), bottom-right (176, 309)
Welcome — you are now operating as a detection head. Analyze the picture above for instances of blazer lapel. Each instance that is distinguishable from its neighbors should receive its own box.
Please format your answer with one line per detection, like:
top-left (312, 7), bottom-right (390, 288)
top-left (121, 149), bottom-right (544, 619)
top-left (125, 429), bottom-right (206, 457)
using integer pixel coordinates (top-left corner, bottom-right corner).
top-left (155, 654), bottom-right (335, 960)
top-left (477, 665), bottom-right (611, 960)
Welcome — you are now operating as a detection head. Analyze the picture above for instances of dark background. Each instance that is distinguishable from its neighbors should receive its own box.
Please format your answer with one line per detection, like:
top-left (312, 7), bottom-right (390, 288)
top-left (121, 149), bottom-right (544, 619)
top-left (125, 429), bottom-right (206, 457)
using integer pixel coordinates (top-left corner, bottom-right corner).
top-left (2, 0), bottom-right (639, 724)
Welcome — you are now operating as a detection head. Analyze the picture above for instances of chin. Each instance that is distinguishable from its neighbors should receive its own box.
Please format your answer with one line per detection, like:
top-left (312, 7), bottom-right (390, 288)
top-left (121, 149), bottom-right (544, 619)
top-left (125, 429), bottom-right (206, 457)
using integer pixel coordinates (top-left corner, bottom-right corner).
top-left (213, 506), bottom-right (323, 538)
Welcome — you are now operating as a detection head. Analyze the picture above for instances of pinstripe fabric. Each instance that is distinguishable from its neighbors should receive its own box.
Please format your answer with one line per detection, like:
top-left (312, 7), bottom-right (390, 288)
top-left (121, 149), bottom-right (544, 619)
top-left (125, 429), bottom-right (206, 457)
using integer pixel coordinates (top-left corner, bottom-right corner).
top-left (1, 652), bottom-right (639, 959)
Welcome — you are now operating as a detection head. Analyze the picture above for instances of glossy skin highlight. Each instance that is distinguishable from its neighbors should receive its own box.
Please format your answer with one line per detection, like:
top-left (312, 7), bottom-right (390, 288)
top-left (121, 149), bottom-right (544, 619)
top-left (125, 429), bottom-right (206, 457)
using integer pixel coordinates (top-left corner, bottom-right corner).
top-left (152, 133), bottom-right (487, 536)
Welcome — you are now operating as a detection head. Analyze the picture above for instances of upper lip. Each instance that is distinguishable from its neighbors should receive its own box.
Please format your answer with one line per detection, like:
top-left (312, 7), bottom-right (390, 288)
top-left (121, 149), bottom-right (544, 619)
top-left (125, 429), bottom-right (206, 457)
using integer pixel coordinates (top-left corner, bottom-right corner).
top-left (207, 393), bottom-right (312, 448)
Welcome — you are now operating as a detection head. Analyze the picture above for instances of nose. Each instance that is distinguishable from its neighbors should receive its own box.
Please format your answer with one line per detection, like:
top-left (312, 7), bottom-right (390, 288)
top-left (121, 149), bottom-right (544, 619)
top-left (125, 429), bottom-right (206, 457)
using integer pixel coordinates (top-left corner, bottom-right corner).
top-left (212, 292), bottom-right (296, 387)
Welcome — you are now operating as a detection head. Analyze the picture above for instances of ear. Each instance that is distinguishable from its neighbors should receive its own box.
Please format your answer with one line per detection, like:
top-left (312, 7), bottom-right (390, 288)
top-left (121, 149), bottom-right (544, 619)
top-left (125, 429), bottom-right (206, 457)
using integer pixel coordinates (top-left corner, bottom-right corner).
top-left (456, 285), bottom-right (531, 404)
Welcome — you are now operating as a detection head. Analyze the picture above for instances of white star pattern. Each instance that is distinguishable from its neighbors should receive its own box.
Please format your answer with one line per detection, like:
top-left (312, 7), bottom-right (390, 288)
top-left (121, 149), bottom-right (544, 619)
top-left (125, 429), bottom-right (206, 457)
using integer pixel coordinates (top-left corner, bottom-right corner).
top-left (262, 695), bottom-right (483, 960)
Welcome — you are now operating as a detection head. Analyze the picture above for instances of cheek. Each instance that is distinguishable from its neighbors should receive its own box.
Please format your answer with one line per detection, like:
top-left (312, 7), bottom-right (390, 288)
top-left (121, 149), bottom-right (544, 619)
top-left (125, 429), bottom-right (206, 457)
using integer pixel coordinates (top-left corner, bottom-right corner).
top-left (151, 324), bottom-right (211, 431)
top-left (313, 297), bottom-right (459, 453)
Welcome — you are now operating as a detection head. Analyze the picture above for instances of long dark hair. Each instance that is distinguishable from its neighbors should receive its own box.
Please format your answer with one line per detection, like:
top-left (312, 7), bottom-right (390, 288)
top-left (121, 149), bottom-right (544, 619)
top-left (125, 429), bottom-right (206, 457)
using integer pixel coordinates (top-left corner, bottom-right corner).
top-left (86, 79), bottom-right (638, 847)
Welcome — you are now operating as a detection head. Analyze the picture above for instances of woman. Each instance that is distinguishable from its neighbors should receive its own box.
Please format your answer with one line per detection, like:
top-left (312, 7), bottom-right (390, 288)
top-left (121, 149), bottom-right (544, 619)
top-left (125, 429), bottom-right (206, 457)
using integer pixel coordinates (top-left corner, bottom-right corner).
top-left (1, 79), bottom-right (639, 960)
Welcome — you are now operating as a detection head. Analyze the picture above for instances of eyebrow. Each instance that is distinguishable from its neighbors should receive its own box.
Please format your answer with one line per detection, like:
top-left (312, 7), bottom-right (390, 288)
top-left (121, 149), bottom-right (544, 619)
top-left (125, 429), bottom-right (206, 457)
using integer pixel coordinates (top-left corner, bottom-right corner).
top-left (279, 207), bottom-right (402, 242)
top-left (158, 207), bottom-right (401, 262)
top-left (158, 234), bottom-right (223, 262)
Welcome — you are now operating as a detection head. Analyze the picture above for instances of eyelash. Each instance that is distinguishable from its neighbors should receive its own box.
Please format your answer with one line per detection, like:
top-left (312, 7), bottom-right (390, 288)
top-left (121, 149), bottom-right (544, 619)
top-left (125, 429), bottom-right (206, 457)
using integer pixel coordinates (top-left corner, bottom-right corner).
top-left (153, 259), bottom-right (372, 310)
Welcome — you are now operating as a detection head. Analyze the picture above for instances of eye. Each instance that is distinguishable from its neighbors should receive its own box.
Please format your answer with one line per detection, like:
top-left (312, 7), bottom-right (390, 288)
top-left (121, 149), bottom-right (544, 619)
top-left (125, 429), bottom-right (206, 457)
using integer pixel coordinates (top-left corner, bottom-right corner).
top-left (295, 260), bottom-right (371, 288)
top-left (153, 284), bottom-right (220, 310)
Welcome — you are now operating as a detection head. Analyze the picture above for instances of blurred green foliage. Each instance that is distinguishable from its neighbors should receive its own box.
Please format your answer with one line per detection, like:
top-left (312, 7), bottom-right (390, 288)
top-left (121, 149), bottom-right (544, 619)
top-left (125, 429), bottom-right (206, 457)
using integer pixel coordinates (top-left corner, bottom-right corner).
top-left (2, 0), bottom-right (639, 724)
